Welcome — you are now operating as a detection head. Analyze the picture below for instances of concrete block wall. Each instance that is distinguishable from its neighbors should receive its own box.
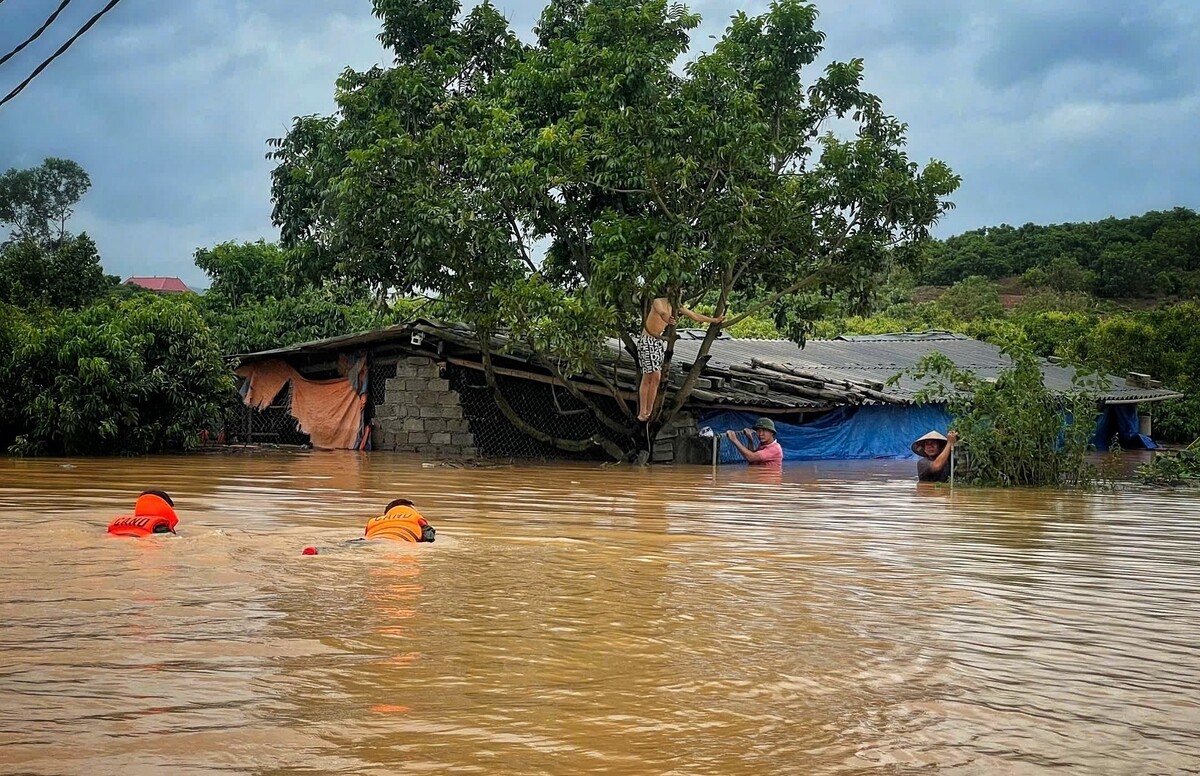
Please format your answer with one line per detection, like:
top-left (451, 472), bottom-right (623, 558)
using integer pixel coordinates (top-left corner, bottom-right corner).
top-left (651, 412), bottom-right (699, 463)
top-left (373, 357), bottom-right (477, 458)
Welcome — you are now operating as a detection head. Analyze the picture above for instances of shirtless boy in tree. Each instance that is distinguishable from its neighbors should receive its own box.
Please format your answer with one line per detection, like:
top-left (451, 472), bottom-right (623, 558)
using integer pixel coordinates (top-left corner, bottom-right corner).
top-left (637, 296), bottom-right (725, 422)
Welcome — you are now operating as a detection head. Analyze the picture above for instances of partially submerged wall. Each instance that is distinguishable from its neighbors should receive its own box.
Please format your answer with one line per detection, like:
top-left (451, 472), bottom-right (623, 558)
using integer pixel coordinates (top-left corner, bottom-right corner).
top-left (651, 412), bottom-right (700, 464)
top-left (373, 356), bottom-right (478, 458)
top-left (371, 355), bottom-right (695, 463)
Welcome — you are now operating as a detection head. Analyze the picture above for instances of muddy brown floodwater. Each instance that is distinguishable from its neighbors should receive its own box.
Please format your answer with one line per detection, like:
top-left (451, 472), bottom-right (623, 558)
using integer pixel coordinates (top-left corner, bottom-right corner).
top-left (0, 451), bottom-right (1197, 775)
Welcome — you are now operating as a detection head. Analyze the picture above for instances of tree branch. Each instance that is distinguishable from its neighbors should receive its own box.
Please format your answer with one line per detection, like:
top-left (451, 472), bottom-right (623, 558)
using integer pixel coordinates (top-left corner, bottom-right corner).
top-left (583, 180), bottom-right (648, 196)
top-left (480, 336), bottom-right (625, 461)
top-left (526, 338), bottom-right (637, 434)
top-left (720, 270), bottom-right (826, 326)
top-left (504, 207), bottom-right (538, 274)
top-left (582, 349), bottom-right (637, 421)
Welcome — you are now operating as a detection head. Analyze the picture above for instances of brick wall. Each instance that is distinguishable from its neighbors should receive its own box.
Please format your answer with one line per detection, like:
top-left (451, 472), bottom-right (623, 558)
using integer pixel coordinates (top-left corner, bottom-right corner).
top-left (372, 356), bottom-right (477, 458)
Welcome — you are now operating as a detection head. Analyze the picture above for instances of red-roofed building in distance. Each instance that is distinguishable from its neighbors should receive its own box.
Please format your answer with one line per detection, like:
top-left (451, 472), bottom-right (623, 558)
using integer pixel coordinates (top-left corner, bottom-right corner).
top-left (124, 276), bottom-right (192, 294)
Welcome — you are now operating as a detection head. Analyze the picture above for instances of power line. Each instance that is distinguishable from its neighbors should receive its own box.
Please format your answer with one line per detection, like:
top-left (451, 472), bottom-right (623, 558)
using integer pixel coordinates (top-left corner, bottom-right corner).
top-left (0, 0), bottom-right (74, 69)
top-left (0, 0), bottom-right (123, 109)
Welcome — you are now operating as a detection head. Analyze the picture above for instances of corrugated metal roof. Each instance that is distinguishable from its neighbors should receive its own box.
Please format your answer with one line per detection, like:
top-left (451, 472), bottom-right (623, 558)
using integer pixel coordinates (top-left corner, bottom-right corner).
top-left (667, 334), bottom-right (1182, 405)
top-left (231, 322), bottom-right (1184, 408)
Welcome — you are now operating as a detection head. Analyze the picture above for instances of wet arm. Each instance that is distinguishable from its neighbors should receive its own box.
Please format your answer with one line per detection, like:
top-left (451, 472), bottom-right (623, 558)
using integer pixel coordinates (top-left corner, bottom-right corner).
top-left (929, 440), bottom-right (954, 473)
top-left (727, 432), bottom-right (765, 463)
top-left (679, 305), bottom-right (725, 325)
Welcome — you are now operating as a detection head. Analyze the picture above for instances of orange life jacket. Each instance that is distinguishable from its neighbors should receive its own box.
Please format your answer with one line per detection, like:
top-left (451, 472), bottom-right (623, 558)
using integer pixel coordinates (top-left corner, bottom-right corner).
top-left (364, 504), bottom-right (435, 543)
top-left (107, 493), bottom-right (180, 538)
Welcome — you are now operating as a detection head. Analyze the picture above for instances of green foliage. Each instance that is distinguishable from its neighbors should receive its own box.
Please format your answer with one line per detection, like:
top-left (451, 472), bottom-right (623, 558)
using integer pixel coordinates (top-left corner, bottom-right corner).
top-left (1011, 289), bottom-right (1094, 316)
top-left (725, 314), bottom-right (782, 339)
top-left (192, 239), bottom-right (396, 354)
top-left (194, 240), bottom-right (292, 312)
top-left (918, 207), bottom-right (1200, 298)
top-left (935, 275), bottom-right (1003, 321)
top-left (206, 286), bottom-right (389, 355)
top-left (0, 234), bottom-right (116, 309)
top-left (0, 160), bottom-right (243, 457)
top-left (1, 296), bottom-right (235, 456)
top-left (1136, 440), bottom-right (1200, 486)
top-left (0, 157), bottom-right (91, 245)
top-left (1021, 255), bottom-right (1093, 293)
top-left (268, 0), bottom-right (959, 445)
top-left (903, 348), bottom-right (1102, 487)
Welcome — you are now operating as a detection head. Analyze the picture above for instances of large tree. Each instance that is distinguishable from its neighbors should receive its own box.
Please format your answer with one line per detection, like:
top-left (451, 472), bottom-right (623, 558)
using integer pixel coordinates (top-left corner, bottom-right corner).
top-left (0, 233), bottom-right (114, 309)
top-left (0, 158), bottom-right (113, 309)
top-left (269, 0), bottom-right (959, 458)
top-left (194, 240), bottom-right (293, 312)
top-left (0, 157), bottom-right (91, 246)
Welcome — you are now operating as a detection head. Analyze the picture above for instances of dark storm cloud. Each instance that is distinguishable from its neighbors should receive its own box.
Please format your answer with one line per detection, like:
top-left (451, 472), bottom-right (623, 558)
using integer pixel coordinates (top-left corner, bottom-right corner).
top-left (1, 0), bottom-right (1198, 285)
top-left (973, 0), bottom-right (1193, 100)
top-left (0, 0), bottom-right (387, 285)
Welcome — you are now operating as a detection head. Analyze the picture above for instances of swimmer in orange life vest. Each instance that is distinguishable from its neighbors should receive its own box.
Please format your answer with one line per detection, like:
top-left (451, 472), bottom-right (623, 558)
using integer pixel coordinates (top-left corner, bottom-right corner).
top-left (301, 499), bottom-right (435, 555)
top-left (107, 490), bottom-right (180, 537)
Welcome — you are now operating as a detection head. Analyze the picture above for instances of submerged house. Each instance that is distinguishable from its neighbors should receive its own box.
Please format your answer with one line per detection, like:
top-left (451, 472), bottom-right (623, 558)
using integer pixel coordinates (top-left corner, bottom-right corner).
top-left (228, 321), bottom-right (1183, 464)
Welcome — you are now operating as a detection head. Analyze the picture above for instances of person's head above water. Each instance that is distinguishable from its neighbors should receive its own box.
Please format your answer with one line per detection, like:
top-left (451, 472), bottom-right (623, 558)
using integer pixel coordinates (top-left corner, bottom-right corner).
top-left (752, 417), bottom-right (778, 444)
top-left (911, 430), bottom-right (948, 459)
top-left (142, 489), bottom-right (174, 507)
top-left (364, 499), bottom-right (436, 543)
top-left (107, 490), bottom-right (180, 537)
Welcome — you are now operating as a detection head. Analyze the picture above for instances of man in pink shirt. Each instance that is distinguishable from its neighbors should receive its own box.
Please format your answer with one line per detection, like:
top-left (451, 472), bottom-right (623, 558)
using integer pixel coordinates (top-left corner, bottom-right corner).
top-left (725, 417), bottom-right (784, 465)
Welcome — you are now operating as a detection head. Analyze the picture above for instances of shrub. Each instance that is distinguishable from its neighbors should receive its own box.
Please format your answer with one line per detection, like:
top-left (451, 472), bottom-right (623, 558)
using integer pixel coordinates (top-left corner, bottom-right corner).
top-left (1136, 440), bottom-right (1200, 486)
top-left (3, 295), bottom-right (235, 455)
top-left (935, 275), bottom-right (1004, 321)
top-left (901, 347), bottom-right (1104, 487)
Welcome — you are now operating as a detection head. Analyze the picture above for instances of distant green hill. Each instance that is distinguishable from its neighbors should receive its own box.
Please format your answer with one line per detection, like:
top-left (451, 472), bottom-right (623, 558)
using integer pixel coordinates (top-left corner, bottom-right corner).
top-left (919, 208), bottom-right (1200, 298)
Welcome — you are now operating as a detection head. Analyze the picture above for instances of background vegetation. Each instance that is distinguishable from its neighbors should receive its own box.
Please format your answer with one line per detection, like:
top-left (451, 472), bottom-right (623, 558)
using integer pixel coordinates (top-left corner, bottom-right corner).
top-left (1, 1), bottom-right (1198, 462)
top-left (0, 160), bottom-right (396, 455)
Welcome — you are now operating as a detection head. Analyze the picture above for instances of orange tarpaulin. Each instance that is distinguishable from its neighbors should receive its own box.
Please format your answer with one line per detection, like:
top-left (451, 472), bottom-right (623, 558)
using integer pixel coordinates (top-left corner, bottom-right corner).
top-left (236, 357), bottom-right (368, 450)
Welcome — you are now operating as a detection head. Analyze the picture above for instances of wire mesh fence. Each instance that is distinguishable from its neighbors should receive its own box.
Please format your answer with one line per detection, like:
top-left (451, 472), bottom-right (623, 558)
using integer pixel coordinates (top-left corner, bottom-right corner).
top-left (222, 356), bottom-right (657, 461)
top-left (221, 383), bottom-right (309, 446)
top-left (364, 358), bottom-right (397, 430)
top-left (447, 364), bottom-right (638, 460)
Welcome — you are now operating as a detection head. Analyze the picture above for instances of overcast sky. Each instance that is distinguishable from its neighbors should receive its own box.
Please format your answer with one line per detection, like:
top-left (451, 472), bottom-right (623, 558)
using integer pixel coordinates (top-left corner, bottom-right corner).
top-left (1, 0), bottom-right (1197, 288)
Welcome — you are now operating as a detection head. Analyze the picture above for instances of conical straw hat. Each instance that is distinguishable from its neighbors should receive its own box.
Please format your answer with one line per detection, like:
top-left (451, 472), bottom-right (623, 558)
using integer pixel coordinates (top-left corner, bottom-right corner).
top-left (911, 430), bottom-right (948, 457)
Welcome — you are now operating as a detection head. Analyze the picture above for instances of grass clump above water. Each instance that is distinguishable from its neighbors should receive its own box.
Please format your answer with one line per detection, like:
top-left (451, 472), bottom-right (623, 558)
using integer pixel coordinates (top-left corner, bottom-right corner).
top-left (1136, 441), bottom-right (1200, 486)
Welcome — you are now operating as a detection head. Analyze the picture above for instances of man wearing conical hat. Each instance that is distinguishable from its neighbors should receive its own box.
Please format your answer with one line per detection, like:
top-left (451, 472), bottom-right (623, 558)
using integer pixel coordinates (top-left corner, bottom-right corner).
top-left (912, 430), bottom-right (958, 482)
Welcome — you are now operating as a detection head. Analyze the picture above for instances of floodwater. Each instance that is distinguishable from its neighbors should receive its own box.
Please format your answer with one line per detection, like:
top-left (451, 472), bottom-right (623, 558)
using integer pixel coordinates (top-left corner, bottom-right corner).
top-left (0, 452), bottom-right (1197, 776)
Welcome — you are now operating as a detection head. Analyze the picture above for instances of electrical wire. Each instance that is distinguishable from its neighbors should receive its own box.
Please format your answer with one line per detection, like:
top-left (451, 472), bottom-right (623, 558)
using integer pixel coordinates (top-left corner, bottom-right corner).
top-left (0, 0), bottom-right (123, 109)
top-left (0, 0), bottom-right (74, 69)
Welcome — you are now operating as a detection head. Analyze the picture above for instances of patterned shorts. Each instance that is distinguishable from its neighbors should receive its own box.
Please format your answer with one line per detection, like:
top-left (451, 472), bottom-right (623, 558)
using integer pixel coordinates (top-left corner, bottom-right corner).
top-left (637, 332), bottom-right (666, 373)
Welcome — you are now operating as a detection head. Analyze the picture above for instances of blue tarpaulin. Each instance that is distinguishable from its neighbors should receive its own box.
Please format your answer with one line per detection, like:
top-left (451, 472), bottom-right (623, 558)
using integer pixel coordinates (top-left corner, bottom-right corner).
top-left (1092, 404), bottom-right (1156, 450)
top-left (700, 405), bottom-right (953, 463)
top-left (700, 402), bottom-right (1154, 464)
